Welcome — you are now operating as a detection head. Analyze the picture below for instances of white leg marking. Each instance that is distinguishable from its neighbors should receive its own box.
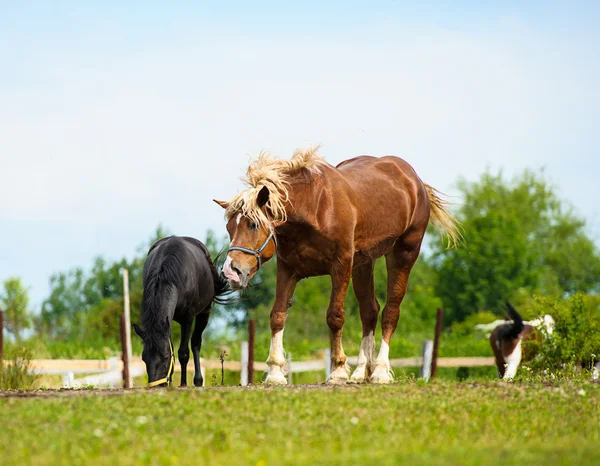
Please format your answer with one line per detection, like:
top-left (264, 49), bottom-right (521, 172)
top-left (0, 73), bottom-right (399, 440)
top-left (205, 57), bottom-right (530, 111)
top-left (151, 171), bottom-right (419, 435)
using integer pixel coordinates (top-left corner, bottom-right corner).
top-left (503, 340), bottom-right (522, 380)
top-left (370, 340), bottom-right (394, 384)
top-left (265, 330), bottom-right (287, 385)
top-left (349, 331), bottom-right (375, 383)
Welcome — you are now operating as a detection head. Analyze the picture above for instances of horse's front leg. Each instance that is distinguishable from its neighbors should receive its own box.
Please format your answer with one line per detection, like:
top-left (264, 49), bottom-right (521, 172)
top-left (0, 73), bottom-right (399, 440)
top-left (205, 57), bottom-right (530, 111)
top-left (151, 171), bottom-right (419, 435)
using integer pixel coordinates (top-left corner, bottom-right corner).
top-left (178, 319), bottom-right (193, 387)
top-left (265, 262), bottom-right (297, 385)
top-left (327, 255), bottom-right (353, 384)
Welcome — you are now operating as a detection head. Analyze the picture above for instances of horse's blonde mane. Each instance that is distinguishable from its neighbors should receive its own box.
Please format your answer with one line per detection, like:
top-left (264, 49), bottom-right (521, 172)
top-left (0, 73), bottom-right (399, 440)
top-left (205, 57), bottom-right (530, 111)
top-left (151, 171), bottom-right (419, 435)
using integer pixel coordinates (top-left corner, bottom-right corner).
top-left (225, 145), bottom-right (327, 227)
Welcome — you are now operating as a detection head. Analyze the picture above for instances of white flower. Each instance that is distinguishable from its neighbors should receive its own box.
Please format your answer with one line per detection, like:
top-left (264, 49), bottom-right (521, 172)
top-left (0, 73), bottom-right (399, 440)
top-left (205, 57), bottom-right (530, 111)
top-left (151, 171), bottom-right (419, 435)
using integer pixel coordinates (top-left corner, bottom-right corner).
top-left (350, 417), bottom-right (359, 425)
top-left (93, 428), bottom-right (104, 438)
top-left (578, 389), bottom-right (586, 396)
top-left (135, 416), bottom-right (148, 425)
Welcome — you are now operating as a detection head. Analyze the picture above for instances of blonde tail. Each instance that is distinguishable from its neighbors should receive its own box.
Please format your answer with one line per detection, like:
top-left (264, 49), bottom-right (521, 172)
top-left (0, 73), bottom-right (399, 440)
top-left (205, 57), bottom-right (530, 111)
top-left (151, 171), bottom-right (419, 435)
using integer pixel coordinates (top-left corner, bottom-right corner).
top-left (424, 184), bottom-right (463, 249)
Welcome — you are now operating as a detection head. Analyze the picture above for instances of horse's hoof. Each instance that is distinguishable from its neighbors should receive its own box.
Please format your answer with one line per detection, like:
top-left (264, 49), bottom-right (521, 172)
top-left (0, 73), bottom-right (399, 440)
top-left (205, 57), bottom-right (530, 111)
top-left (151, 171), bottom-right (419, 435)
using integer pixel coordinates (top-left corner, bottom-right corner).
top-left (193, 378), bottom-right (204, 387)
top-left (369, 364), bottom-right (394, 384)
top-left (327, 366), bottom-right (350, 384)
top-left (265, 373), bottom-right (287, 385)
top-left (348, 367), bottom-right (367, 384)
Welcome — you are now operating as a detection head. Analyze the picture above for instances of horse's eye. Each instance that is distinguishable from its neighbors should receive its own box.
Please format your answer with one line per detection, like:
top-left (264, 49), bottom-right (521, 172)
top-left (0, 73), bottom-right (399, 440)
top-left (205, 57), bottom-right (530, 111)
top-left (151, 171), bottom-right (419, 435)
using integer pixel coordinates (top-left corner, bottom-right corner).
top-left (248, 221), bottom-right (257, 230)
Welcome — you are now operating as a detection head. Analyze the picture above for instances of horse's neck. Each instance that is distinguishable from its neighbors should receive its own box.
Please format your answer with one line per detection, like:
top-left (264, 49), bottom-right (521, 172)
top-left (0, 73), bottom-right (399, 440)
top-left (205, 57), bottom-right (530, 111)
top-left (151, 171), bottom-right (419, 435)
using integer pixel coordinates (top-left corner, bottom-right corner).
top-left (282, 170), bottom-right (330, 225)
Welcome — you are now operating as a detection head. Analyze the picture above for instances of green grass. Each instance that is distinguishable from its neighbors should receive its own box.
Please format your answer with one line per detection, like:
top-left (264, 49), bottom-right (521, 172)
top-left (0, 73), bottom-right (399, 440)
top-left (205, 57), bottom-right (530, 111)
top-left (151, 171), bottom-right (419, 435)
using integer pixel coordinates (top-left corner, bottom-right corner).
top-left (1, 380), bottom-right (599, 465)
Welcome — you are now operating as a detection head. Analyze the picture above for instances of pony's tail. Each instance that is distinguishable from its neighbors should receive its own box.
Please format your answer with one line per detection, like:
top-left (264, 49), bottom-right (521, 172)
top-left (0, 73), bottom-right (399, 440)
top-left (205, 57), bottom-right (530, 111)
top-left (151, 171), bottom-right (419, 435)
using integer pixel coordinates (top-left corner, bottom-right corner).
top-left (210, 248), bottom-right (236, 306)
top-left (504, 301), bottom-right (524, 340)
top-left (424, 184), bottom-right (463, 249)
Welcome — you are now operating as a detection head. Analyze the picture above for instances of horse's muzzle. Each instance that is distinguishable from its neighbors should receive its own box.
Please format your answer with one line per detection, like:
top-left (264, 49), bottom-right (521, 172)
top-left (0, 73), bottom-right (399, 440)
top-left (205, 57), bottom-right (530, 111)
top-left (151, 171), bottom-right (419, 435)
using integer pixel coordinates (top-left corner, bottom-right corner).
top-left (222, 257), bottom-right (250, 289)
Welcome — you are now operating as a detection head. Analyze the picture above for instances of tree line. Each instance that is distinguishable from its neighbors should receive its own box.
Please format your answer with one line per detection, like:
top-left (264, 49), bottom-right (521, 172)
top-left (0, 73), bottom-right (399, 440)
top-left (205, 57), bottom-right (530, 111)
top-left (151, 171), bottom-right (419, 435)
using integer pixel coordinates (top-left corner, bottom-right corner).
top-left (2, 169), bottom-right (599, 358)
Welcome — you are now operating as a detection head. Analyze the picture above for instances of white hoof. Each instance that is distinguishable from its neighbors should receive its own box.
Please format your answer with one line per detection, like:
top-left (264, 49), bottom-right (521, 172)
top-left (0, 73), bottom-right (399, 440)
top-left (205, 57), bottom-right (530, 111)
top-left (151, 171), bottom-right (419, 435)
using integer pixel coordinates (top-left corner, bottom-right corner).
top-left (370, 363), bottom-right (394, 384)
top-left (348, 365), bottom-right (368, 384)
top-left (265, 366), bottom-right (287, 385)
top-left (327, 365), bottom-right (350, 385)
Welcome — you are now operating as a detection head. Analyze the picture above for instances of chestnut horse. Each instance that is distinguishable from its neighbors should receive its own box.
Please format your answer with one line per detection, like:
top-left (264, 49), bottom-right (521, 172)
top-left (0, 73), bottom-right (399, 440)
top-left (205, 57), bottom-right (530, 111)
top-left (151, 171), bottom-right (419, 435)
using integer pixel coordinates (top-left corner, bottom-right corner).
top-left (214, 147), bottom-right (460, 384)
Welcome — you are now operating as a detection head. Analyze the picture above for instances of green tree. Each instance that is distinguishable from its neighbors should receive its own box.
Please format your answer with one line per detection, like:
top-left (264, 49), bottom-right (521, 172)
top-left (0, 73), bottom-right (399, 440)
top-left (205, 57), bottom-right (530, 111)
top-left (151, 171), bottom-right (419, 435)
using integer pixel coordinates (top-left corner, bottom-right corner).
top-left (0, 277), bottom-right (33, 342)
top-left (38, 225), bottom-right (169, 341)
top-left (431, 170), bottom-right (600, 323)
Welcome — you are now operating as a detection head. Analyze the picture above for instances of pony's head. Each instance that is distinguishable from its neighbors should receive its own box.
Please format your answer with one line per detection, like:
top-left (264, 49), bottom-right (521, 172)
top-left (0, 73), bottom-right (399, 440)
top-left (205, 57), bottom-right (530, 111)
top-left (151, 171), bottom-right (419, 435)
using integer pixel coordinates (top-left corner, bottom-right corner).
top-left (214, 186), bottom-right (277, 289)
top-left (133, 323), bottom-right (174, 387)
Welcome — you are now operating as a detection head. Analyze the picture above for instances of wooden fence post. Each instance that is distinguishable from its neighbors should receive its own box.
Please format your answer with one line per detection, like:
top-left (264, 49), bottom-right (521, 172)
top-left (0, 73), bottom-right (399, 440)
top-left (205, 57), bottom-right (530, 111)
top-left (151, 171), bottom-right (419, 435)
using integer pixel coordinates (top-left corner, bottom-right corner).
top-left (122, 269), bottom-right (133, 388)
top-left (120, 313), bottom-right (131, 389)
top-left (420, 340), bottom-right (433, 381)
top-left (248, 319), bottom-right (255, 385)
top-left (0, 310), bottom-right (4, 361)
top-left (431, 308), bottom-right (444, 379)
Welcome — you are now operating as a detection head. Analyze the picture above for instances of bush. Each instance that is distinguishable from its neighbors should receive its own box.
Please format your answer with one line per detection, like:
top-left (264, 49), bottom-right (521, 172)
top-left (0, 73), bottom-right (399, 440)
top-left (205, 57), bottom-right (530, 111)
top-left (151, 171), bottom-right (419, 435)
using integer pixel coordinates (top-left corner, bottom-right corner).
top-left (0, 347), bottom-right (39, 390)
top-left (525, 293), bottom-right (600, 374)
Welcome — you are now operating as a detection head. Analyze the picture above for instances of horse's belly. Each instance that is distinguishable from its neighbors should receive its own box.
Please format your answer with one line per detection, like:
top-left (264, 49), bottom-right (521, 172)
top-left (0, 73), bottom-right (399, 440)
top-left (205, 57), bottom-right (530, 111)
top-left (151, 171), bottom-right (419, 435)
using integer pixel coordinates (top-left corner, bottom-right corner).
top-left (354, 237), bottom-right (397, 263)
top-left (279, 246), bottom-right (333, 278)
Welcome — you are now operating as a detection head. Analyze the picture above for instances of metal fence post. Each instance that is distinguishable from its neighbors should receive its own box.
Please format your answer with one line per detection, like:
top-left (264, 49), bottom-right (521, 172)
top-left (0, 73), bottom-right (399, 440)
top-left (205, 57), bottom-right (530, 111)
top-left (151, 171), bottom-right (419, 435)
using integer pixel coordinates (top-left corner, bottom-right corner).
top-left (240, 341), bottom-right (249, 386)
top-left (420, 340), bottom-right (433, 381)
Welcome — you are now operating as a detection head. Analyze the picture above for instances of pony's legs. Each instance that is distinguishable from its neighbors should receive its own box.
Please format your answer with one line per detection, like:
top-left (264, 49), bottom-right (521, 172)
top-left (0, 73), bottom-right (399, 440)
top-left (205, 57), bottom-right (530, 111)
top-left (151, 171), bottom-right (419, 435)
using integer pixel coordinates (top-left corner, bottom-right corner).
top-left (326, 257), bottom-right (353, 384)
top-left (178, 319), bottom-right (193, 387)
top-left (191, 311), bottom-right (210, 387)
top-left (371, 239), bottom-right (421, 384)
top-left (349, 261), bottom-right (379, 383)
top-left (266, 262), bottom-right (297, 385)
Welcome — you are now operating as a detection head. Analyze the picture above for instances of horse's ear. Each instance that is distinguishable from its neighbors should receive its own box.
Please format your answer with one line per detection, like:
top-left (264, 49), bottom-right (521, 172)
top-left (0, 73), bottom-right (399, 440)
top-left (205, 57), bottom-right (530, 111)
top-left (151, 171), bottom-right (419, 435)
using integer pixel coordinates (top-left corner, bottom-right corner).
top-left (133, 323), bottom-right (145, 339)
top-left (213, 199), bottom-right (229, 210)
top-left (256, 186), bottom-right (269, 208)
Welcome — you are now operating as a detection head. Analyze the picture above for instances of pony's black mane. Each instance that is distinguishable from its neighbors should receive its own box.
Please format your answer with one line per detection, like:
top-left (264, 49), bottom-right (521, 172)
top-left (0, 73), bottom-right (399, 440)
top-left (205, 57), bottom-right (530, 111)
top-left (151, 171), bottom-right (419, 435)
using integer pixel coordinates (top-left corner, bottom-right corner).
top-left (141, 244), bottom-right (185, 349)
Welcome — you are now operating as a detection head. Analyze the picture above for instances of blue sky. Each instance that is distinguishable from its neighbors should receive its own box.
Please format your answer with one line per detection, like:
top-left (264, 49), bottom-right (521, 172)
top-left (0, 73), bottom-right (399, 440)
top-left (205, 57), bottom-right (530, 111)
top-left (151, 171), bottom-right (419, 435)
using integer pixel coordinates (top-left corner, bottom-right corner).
top-left (1, 1), bottom-right (599, 308)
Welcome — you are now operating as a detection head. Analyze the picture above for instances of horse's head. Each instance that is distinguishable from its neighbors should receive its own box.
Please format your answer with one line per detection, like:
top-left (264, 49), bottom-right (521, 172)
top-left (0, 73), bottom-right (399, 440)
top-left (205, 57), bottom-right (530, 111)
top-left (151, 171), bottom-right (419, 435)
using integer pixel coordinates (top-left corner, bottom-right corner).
top-left (214, 186), bottom-right (277, 290)
top-left (133, 323), bottom-right (174, 388)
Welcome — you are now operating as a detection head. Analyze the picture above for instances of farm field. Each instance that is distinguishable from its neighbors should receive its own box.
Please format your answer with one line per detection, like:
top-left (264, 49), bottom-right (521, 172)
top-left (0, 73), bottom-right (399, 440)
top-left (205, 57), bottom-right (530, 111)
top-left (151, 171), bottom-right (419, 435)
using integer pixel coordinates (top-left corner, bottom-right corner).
top-left (1, 380), bottom-right (599, 466)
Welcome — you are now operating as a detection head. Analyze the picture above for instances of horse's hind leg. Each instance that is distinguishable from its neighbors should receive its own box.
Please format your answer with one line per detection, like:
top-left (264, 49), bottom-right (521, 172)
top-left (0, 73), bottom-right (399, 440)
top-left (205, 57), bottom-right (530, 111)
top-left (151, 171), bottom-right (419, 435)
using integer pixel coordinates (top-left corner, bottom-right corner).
top-left (349, 261), bottom-right (379, 384)
top-left (191, 311), bottom-right (210, 387)
top-left (371, 236), bottom-right (422, 384)
top-left (178, 319), bottom-right (193, 387)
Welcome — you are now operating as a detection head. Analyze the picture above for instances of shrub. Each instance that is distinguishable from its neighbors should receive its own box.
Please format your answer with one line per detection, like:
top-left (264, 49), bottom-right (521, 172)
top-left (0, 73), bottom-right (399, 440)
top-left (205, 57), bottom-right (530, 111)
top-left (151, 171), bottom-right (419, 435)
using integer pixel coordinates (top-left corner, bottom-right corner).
top-left (525, 293), bottom-right (600, 373)
top-left (0, 347), bottom-right (39, 390)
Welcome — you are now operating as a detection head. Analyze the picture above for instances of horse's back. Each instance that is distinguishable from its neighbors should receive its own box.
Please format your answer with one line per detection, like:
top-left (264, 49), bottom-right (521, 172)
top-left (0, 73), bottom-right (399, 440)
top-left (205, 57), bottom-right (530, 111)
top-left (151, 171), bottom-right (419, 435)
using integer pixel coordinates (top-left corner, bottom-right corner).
top-left (331, 155), bottom-right (429, 243)
top-left (144, 236), bottom-right (216, 316)
top-left (335, 155), bottom-right (422, 184)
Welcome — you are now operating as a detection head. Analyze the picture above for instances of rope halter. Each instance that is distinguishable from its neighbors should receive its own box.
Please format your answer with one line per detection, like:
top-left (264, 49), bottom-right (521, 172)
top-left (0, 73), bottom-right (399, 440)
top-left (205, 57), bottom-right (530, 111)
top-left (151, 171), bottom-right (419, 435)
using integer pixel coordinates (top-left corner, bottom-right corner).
top-left (147, 339), bottom-right (174, 388)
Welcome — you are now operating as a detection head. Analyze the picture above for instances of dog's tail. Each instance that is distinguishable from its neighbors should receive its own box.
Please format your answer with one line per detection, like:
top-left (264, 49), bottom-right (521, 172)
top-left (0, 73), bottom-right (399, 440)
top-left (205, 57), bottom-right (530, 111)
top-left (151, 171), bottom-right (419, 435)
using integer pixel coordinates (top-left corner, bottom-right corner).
top-left (503, 301), bottom-right (524, 340)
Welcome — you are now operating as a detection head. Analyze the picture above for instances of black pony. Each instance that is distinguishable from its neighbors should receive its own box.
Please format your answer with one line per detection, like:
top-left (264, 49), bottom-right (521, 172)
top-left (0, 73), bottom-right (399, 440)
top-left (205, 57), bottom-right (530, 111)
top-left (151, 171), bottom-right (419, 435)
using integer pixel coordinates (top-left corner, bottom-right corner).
top-left (133, 236), bottom-right (230, 387)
